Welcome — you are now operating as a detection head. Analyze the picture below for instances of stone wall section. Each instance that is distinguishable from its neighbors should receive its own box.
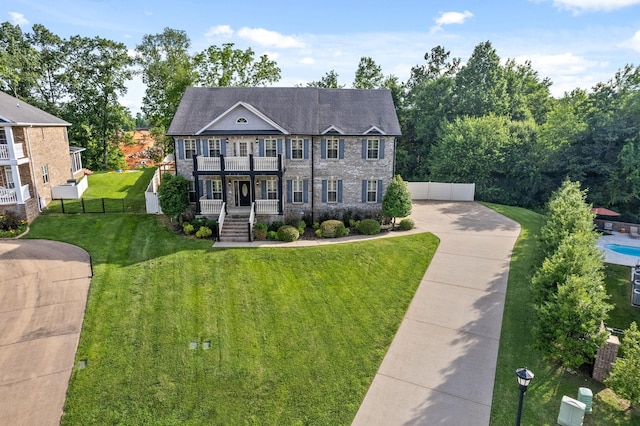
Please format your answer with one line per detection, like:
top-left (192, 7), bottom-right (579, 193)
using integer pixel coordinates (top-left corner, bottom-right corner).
top-left (593, 333), bottom-right (620, 382)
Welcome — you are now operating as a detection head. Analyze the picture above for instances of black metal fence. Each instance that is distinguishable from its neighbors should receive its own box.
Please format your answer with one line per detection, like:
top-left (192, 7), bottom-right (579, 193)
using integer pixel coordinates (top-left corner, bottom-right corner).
top-left (48, 198), bottom-right (147, 214)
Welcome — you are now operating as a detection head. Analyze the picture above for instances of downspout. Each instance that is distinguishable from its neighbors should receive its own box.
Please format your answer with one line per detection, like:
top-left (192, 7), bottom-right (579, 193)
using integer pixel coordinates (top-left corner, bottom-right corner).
top-left (25, 126), bottom-right (42, 212)
top-left (310, 137), bottom-right (314, 222)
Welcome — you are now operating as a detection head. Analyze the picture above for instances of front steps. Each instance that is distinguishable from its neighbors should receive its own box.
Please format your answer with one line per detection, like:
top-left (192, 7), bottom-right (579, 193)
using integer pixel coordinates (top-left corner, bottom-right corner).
top-left (219, 215), bottom-right (251, 242)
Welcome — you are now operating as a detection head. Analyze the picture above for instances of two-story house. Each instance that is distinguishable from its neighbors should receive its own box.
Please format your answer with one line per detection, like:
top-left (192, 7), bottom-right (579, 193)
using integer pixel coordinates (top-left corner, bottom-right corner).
top-left (168, 87), bottom-right (401, 226)
top-left (0, 91), bottom-right (86, 222)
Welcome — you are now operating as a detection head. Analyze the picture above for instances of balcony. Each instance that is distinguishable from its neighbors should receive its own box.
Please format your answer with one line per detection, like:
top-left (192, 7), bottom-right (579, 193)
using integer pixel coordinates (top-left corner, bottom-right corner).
top-left (255, 199), bottom-right (279, 214)
top-left (199, 197), bottom-right (223, 215)
top-left (0, 184), bottom-right (31, 205)
top-left (196, 155), bottom-right (280, 172)
top-left (0, 143), bottom-right (26, 161)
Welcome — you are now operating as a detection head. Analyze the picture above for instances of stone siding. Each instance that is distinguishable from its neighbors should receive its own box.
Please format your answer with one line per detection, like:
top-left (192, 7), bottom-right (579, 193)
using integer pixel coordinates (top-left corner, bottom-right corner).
top-left (593, 334), bottom-right (620, 382)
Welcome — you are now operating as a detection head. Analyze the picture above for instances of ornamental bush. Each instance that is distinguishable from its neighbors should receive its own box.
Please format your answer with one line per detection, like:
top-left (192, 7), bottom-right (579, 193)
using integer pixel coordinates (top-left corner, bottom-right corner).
top-left (320, 219), bottom-right (349, 238)
top-left (254, 222), bottom-right (268, 240)
top-left (195, 226), bottom-right (212, 239)
top-left (277, 225), bottom-right (300, 242)
top-left (356, 218), bottom-right (381, 235)
top-left (182, 222), bottom-right (195, 235)
top-left (399, 218), bottom-right (415, 230)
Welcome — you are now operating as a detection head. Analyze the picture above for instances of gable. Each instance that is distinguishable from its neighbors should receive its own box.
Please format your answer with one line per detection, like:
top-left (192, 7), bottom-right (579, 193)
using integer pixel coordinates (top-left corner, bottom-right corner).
top-left (198, 103), bottom-right (284, 135)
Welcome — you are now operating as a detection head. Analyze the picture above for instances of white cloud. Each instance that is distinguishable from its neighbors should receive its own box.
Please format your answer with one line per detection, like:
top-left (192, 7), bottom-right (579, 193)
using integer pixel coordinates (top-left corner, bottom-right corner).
top-left (551, 0), bottom-right (640, 12)
top-left (237, 27), bottom-right (305, 48)
top-left (623, 30), bottom-right (640, 51)
top-left (263, 51), bottom-right (279, 60)
top-left (435, 10), bottom-right (473, 26)
top-left (9, 12), bottom-right (29, 26)
top-left (299, 57), bottom-right (315, 65)
top-left (205, 25), bottom-right (234, 38)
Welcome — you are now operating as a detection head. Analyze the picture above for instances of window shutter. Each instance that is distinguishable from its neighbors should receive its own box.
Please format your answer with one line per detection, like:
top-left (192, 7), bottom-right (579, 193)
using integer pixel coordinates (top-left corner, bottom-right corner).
top-left (177, 139), bottom-right (184, 160)
top-left (198, 179), bottom-right (204, 198)
top-left (361, 139), bottom-right (367, 159)
top-left (380, 139), bottom-right (385, 159)
top-left (285, 139), bottom-right (291, 159)
top-left (221, 139), bottom-right (227, 156)
top-left (261, 181), bottom-right (267, 199)
top-left (203, 140), bottom-right (209, 156)
top-left (303, 180), bottom-right (309, 203)
top-left (339, 139), bottom-right (345, 159)
top-left (322, 180), bottom-right (327, 203)
top-left (377, 180), bottom-right (383, 203)
top-left (277, 139), bottom-right (283, 155)
top-left (195, 139), bottom-right (201, 156)
top-left (206, 180), bottom-right (213, 199)
top-left (338, 180), bottom-right (343, 203)
top-left (321, 138), bottom-right (326, 159)
top-left (362, 180), bottom-right (367, 202)
top-left (259, 139), bottom-right (265, 156)
top-left (304, 139), bottom-right (309, 159)
top-left (287, 180), bottom-right (292, 203)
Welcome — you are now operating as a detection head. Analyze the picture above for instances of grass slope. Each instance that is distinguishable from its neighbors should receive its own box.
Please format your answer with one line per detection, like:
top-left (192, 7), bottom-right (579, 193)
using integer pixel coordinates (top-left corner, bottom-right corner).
top-left (485, 203), bottom-right (639, 426)
top-left (83, 168), bottom-right (156, 198)
top-left (25, 214), bottom-right (437, 425)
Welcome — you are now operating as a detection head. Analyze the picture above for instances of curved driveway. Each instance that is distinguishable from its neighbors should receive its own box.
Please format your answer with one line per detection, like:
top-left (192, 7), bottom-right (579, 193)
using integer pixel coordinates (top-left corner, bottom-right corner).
top-left (0, 239), bottom-right (92, 426)
top-left (353, 201), bottom-right (520, 425)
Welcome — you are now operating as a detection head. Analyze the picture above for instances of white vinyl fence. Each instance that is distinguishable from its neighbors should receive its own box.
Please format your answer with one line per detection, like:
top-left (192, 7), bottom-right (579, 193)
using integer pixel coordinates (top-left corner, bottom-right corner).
top-left (145, 169), bottom-right (163, 214)
top-left (407, 182), bottom-right (475, 201)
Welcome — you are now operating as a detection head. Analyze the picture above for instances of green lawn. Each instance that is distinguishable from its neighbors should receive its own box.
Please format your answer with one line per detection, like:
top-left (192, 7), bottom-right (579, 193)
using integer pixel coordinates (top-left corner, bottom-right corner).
top-left (25, 214), bottom-right (438, 425)
top-left (485, 203), bottom-right (639, 426)
top-left (605, 264), bottom-right (640, 331)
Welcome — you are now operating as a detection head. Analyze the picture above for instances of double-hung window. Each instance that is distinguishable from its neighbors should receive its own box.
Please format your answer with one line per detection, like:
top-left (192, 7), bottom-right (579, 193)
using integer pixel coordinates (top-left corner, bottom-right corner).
top-left (188, 180), bottom-right (197, 202)
top-left (292, 180), bottom-right (303, 203)
top-left (326, 138), bottom-right (339, 159)
top-left (265, 139), bottom-right (277, 157)
top-left (184, 139), bottom-right (196, 159)
top-left (208, 139), bottom-right (221, 157)
top-left (367, 180), bottom-right (378, 203)
top-left (291, 139), bottom-right (303, 159)
top-left (367, 139), bottom-right (379, 160)
top-left (42, 164), bottom-right (49, 184)
top-left (212, 179), bottom-right (223, 199)
top-left (327, 179), bottom-right (338, 203)
top-left (266, 180), bottom-right (278, 199)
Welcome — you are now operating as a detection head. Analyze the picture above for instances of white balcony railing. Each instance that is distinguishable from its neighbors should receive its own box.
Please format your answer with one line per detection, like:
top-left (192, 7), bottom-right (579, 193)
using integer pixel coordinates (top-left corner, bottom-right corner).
top-left (199, 197), bottom-right (223, 215)
top-left (0, 184), bottom-right (30, 205)
top-left (195, 155), bottom-right (280, 172)
top-left (0, 143), bottom-right (25, 160)
top-left (255, 199), bottom-right (279, 214)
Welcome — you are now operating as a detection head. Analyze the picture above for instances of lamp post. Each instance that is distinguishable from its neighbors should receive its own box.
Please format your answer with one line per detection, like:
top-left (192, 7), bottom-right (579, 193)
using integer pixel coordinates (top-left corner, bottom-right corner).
top-left (515, 367), bottom-right (534, 426)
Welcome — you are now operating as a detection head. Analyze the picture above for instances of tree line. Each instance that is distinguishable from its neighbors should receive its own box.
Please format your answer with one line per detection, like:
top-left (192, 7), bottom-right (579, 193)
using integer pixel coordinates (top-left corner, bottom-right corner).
top-left (2, 23), bottom-right (640, 219)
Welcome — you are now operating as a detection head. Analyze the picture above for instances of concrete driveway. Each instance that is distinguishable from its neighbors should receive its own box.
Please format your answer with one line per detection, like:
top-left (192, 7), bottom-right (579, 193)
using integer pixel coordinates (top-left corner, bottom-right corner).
top-left (0, 239), bottom-right (92, 426)
top-left (353, 201), bottom-right (520, 425)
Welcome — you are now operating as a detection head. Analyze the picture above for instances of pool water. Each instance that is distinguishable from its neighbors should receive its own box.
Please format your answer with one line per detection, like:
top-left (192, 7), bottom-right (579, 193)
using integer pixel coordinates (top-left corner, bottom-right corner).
top-left (604, 244), bottom-right (640, 257)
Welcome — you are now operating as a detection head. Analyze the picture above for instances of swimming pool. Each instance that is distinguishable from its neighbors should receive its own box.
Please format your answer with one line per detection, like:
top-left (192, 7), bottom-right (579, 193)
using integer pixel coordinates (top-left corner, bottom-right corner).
top-left (604, 244), bottom-right (640, 257)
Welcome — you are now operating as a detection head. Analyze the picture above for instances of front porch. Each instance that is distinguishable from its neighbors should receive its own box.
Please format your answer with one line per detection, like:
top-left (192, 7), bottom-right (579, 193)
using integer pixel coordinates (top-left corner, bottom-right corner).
top-left (0, 184), bottom-right (31, 205)
top-left (199, 198), bottom-right (280, 215)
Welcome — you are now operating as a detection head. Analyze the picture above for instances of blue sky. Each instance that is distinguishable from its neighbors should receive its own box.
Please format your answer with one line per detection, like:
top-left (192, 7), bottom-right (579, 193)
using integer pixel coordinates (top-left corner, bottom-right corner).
top-left (3, 0), bottom-right (640, 114)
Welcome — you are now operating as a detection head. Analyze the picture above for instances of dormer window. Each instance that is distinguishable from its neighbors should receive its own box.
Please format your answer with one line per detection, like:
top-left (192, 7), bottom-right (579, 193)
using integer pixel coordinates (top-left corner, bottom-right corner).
top-left (236, 117), bottom-right (248, 124)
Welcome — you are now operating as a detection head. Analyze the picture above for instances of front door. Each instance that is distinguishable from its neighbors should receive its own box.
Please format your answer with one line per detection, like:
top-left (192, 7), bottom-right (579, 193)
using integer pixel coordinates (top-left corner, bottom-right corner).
top-left (238, 180), bottom-right (251, 206)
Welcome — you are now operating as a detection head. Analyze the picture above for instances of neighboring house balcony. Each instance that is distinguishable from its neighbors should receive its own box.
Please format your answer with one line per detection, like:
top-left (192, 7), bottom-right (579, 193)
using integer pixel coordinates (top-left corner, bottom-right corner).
top-left (0, 184), bottom-right (31, 205)
top-left (0, 143), bottom-right (28, 164)
top-left (195, 154), bottom-right (282, 173)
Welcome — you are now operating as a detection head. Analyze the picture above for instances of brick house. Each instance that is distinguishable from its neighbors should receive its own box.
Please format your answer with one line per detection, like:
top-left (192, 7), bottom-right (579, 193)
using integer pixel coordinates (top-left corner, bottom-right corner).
top-left (167, 87), bottom-right (401, 231)
top-left (0, 91), bottom-right (86, 222)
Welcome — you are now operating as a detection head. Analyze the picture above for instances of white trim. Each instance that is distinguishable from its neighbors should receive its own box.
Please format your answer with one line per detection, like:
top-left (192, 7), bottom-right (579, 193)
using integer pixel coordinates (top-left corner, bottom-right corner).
top-left (195, 101), bottom-right (289, 135)
top-left (321, 125), bottom-right (345, 135)
top-left (363, 125), bottom-right (386, 135)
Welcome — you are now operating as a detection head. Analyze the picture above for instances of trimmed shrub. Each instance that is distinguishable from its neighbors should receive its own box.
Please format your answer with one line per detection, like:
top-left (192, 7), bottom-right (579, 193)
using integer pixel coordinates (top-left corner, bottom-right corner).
top-left (315, 229), bottom-right (322, 238)
top-left (277, 225), bottom-right (300, 242)
top-left (254, 222), bottom-right (268, 240)
top-left (182, 222), bottom-right (195, 235)
top-left (195, 226), bottom-right (212, 239)
top-left (399, 218), bottom-right (415, 230)
top-left (357, 218), bottom-right (381, 235)
top-left (320, 219), bottom-right (349, 238)
top-left (267, 230), bottom-right (278, 240)
top-left (268, 221), bottom-right (283, 233)
top-left (298, 220), bottom-right (306, 235)
top-left (0, 211), bottom-right (22, 230)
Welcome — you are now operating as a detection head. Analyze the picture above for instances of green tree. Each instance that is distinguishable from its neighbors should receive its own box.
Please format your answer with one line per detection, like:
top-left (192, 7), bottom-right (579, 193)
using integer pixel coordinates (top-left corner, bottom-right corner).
top-left (135, 28), bottom-right (197, 130)
top-left (382, 175), bottom-right (412, 226)
top-left (0, 22), bottom-right (38, 100)
top-left (538, 179), bottom-right (595, 260)
top-left (353, 56), bottom-right (384, 89)
top-left (606, 322), bottom-right (640, 408)
top-left (159, 173), bottom-right (190, 222)
top-left (27, 23), bottom-right (66, 113)
top-left (534, 274), bottom-right (611, 368)
top-left (194, 43), bottom-right (280, 87)
top-left (63, 35), bottom-right (133, 169)
top-left (307, 70), bottom-right (344, 88)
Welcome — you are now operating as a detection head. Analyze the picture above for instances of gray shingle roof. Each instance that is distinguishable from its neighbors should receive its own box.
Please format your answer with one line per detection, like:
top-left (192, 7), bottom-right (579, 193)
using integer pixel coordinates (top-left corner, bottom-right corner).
top-left (0, 91), bottom-right (70, 126)
top-left (167, 87), bottom-right (401, 136)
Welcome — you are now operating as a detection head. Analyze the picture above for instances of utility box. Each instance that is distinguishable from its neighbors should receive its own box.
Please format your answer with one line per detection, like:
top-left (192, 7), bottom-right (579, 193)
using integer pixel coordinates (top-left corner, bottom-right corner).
top-left (577, 387), bottom-right (593, 413)
top-left (633, 288), bottom-right (640, 307)
top-left (557, 396), bottom-right (586, 426)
